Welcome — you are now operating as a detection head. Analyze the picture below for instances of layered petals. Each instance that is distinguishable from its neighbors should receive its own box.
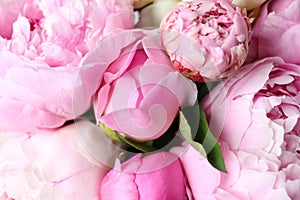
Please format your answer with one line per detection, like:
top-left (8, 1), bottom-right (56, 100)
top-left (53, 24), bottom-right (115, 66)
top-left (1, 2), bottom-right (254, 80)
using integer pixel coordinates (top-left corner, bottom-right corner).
top-left (160, 0), bottom-right (252, 81)
top-left (81, 29), bottom-right (197, 140)
top-left (0, 120), bottom-right (120, 199)
top-left (100, 152), bottom-right (186, 200)
top-left (248, 0), bottom-right (300, 65)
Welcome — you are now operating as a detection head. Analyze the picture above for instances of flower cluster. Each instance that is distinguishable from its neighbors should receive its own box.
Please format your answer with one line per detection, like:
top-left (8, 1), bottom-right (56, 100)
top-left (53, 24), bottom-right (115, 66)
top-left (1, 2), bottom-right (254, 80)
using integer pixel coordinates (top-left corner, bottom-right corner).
top-left (0, 0), bottom-right (299, 199)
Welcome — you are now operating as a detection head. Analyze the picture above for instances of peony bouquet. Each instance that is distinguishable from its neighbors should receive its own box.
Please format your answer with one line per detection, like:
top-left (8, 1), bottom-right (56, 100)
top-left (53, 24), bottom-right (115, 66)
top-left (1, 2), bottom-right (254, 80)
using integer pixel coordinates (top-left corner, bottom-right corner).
top-left (0, 0), bottom-right (299, 199)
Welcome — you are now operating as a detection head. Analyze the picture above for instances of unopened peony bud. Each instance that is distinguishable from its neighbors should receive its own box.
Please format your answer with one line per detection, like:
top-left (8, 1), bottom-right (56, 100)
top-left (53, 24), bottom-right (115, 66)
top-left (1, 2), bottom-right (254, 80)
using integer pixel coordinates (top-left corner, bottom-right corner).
top-left (160, 0), bottom-right (252, 82)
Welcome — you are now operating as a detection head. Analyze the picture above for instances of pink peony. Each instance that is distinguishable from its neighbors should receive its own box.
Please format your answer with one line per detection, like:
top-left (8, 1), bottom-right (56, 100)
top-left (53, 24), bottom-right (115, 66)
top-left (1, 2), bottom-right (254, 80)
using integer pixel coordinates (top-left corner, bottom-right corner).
top-left (0, 0), bottom-right (134, 67)
top-left (0, 120), bottom-right (120, 200)
top-left (202, 57), bottom-right (300, 156)
top-left (0, 51), bottom-right (96, 132)
top-left (172, 142), bottom-right (295, 199)
top-left (247, 0), bottom-right (300, 65)
top-left (160, 0), bottom-right (252, 82)
top-left (201, 57), bottom-right (300, 198)
top-left (0, 0), bottom-right (135, 132)
top-left (80, 29), bottom-right (197, 140)
top-left (100, 152), bottom-right (187, 199)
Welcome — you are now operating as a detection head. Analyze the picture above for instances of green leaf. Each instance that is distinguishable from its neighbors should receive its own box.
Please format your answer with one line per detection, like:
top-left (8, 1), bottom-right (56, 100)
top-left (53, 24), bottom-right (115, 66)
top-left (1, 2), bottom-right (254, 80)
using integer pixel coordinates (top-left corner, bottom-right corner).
top-left (99, 119), bottom-right (179, 153)
top-left (99, 122), bottom-right (121, 143)
top-left (179, 111), bottom-right (193, 143)
top-left (116, 135), bottom-right (157, 153)
top-left (195, 107), bottom-right (227, 172)
top-left (190, 141), bottom-right (206, 158)
top-left (179, 111), bottom-right (206, 157)
top-left (196, 81), bottom-right (220, 102)
top-left (99, 122), bottom-right (156, 153)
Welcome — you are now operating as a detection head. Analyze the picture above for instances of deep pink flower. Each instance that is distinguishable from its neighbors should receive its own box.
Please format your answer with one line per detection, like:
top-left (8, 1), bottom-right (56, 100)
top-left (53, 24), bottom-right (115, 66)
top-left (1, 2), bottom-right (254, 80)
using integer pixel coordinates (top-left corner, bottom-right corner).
top-left (100, 152), bottom-right (187, 200)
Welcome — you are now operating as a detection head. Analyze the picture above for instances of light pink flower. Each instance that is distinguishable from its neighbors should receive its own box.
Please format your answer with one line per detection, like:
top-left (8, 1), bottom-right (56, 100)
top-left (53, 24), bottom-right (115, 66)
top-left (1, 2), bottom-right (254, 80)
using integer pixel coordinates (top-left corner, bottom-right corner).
top-left (201, 57), bottom-right (300, 198)
top-left (214, 143), bottom-right (292, 200)
top-left (247, 0), bottom-right (300, 65)
top-left (0, 0), bottom-right (134, 67)
top-left (100, 152), bottom-right (187, 199)
top-left (172, 142), bottom-right (294, 199)
top-left (0, 51), bottom-right (95, 132)
top-left (202, 57), bottom-right (300, 156)
top-left (160, 0), bottom-right (252, 81)
top-left (0, 120), bottom-right (120, 200)
top-left (0, 0), bottom-right (135, 132)
top-left (81, 29), bottom-right (197, 140)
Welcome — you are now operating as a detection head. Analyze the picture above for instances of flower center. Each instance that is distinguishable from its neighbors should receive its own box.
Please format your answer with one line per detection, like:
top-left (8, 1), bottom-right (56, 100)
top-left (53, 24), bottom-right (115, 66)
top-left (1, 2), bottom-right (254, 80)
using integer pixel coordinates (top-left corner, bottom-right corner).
top-left (29, 19), bottom-right (40, 31)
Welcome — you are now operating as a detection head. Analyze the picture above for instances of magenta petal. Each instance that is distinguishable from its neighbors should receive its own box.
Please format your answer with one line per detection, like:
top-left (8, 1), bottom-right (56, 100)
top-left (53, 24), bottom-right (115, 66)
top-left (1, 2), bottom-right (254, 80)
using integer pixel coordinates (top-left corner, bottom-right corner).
top-left (171, 145), bottom-right (220, 200)
top-left (100, 171), bottom-right (139, 200)
top-left (135, 152), bottom-right (186, 200)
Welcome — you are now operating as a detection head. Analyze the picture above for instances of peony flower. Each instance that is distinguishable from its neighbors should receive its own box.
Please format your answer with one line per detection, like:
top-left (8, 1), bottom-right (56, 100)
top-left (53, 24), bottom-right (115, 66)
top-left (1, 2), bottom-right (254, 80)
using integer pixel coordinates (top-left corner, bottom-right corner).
top-left (0, 0), bottom-right (134, 67)
top-left (0, 120), bottom-right (120, 199)
top-left (100, 152), bottom-right (187, 199)
top-left (247, 0), bottom-right (300, 65)
top-left (202, 57), bottom-right (300, 156)
top-left (135, 0), bottom-right (180, 28)
top-left (171, 142), bottom-right (295, 199)
top-left (0, 51), bottom-right (96, 132)
top-left (80, 29), bottom-right (197, 141)
top-left (214, 144), bottom-right (293, 200)
top-left (160, 0), bottom-right (252, 82)
top-left (201, 57), bottom-right (300, 198)
top-left (231, 0), bottom-right (267, 10)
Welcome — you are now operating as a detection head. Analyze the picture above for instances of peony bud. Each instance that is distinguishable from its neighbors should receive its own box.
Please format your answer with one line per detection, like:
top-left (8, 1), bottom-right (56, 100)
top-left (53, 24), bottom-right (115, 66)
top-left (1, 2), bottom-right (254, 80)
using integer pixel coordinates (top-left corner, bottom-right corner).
top-left (160, 0), bottom-right (252, 82)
